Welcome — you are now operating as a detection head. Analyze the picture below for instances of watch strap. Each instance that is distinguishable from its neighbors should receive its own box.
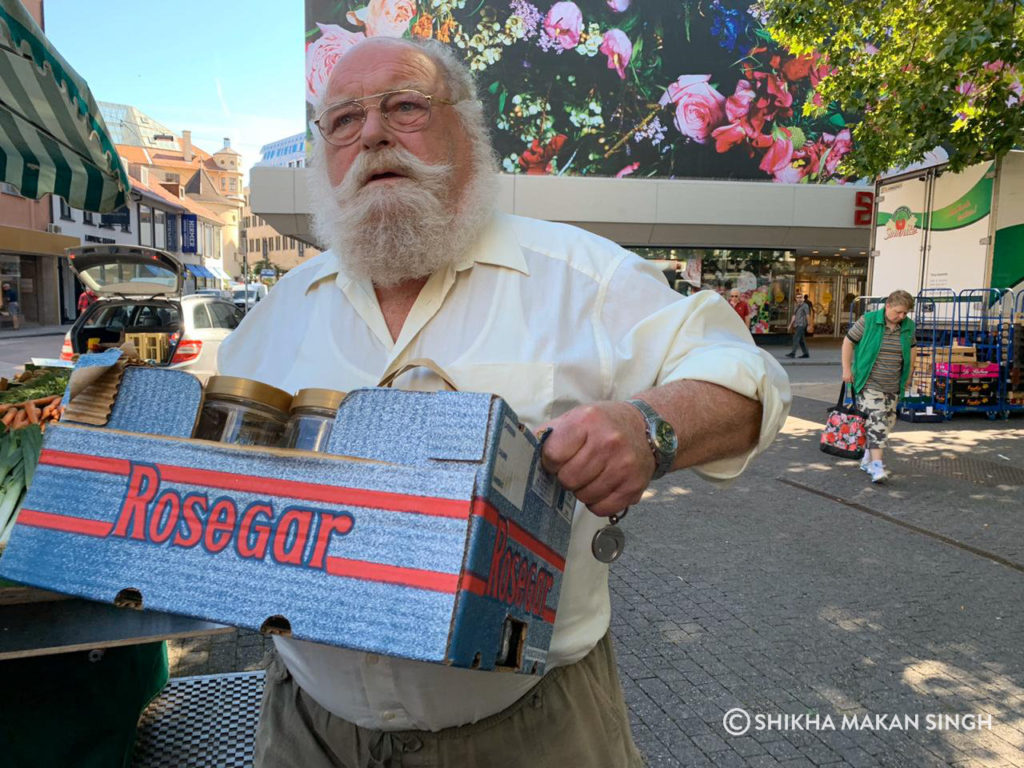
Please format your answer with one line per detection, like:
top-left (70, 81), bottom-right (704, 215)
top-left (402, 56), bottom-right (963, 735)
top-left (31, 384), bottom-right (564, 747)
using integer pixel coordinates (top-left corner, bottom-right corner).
top-left (626, 398), bottom-right (676, 479)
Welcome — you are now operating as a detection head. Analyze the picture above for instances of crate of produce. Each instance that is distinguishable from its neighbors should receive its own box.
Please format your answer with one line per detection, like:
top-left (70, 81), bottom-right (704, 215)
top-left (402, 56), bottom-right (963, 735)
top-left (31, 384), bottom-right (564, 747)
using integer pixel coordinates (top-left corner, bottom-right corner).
top-left (0, 362), bottom-right (575, 675)
top-left (933, 378), bottom-right (996, 397)
top-left (934, 362), bottom-right (999, 378)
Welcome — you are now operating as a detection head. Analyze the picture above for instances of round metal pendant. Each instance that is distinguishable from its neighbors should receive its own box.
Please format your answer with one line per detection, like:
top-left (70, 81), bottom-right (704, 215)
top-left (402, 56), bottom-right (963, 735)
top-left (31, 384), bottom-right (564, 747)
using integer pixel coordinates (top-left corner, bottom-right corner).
top-left (591, 525), bottom-right (626, 563)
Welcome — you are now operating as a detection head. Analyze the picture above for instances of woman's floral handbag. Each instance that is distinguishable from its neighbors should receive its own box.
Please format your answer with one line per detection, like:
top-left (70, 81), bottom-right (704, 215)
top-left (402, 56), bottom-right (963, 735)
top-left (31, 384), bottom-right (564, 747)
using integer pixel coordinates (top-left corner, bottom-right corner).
top-left (819, 383), bottom-right (867, 459)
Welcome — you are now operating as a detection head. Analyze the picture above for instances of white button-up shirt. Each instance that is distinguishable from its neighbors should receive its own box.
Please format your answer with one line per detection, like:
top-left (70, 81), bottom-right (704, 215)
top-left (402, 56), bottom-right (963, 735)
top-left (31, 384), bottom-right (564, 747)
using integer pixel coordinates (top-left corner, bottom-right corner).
top-left (218, 212), bottom-right (790, 731)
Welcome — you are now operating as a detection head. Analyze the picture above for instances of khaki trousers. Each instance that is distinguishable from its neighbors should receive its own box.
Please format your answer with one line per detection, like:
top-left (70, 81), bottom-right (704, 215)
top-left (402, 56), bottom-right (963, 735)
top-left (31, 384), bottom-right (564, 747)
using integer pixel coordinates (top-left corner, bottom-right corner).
top-left (253, 632), bottom-right (645, 768)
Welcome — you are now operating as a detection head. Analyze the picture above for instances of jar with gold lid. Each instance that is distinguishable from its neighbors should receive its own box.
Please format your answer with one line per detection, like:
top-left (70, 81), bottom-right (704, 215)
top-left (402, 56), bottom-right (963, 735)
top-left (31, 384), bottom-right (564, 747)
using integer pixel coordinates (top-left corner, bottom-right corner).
top-left (193, 376), bottom-right (292, 446)
top-left (281, 388), bottom-right (346, 452)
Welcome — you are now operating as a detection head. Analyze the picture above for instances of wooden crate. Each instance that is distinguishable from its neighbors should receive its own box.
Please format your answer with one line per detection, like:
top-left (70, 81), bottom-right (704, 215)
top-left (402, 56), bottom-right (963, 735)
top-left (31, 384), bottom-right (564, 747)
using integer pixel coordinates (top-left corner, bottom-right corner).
top-left (125, 333), bottom-right (170, 363)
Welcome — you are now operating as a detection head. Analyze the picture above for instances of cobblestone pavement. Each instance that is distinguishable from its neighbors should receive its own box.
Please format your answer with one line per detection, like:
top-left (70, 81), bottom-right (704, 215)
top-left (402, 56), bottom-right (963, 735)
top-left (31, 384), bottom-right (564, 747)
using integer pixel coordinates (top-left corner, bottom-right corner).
top-left (166, 392), bottom-right (1024, 767)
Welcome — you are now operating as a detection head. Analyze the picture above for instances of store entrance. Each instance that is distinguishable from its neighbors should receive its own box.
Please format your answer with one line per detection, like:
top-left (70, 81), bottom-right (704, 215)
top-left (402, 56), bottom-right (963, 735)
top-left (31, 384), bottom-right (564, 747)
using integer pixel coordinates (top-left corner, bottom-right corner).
top-left (794, 275), bottom-right (865, 337)
top-left (794, 256), bottom-right (868, 337)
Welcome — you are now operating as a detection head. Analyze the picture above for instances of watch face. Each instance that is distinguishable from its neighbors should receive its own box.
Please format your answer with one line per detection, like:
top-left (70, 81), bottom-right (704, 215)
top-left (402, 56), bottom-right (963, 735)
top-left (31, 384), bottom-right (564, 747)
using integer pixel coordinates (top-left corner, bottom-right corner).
top-left (654, 420), bottom-right (677, 451)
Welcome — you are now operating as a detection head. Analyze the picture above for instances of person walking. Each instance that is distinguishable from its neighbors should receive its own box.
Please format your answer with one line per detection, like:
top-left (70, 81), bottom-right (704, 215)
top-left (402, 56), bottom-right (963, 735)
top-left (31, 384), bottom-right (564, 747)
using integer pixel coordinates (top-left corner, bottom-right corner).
top-left (1, 281), bottom-right (21, 330)
top-left (728, 288), bottom-right (752, 329)
top-left (841, 289), bottom-right (916, 484)
top-left (77, 288), bottom-right (98, 316)
top-left (786, 294), bottom-right (813, 358)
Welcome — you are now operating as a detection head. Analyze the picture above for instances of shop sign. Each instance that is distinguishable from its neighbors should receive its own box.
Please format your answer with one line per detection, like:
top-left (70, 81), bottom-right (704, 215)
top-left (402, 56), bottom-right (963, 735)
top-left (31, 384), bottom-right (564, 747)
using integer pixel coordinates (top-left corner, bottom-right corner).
top-left (181, 214), bottom-right (198, 253)
top-left (854, 191), bottom-right (874, 226)
top-left (166, 214), bottom-right (179, 252)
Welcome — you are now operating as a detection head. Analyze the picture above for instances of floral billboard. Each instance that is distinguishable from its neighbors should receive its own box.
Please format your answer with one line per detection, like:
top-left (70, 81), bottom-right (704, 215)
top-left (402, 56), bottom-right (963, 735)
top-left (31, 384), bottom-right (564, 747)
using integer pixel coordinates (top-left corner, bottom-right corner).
top-left (305, 0), bottom-right (854, 182)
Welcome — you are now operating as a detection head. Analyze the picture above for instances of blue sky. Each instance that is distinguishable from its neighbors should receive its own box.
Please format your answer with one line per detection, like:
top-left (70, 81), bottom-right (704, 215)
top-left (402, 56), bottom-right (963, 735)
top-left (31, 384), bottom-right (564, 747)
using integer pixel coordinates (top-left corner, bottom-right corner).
top-left (44, 0), bottom-right (307, 181)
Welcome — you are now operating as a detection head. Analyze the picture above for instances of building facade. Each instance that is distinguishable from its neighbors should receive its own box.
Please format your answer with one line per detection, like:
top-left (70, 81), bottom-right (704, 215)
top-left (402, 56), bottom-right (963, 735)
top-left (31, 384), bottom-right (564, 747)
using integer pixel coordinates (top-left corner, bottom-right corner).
top-left (102, 103), bottom-right (245, 280)
top-left (240, 133), bottom-right (321, 279)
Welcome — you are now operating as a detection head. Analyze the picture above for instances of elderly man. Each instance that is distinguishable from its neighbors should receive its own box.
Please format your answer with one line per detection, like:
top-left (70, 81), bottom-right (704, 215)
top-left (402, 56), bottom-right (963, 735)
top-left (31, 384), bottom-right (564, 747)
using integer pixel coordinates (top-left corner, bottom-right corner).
top-left (219, 36), bottom-right (790, 768)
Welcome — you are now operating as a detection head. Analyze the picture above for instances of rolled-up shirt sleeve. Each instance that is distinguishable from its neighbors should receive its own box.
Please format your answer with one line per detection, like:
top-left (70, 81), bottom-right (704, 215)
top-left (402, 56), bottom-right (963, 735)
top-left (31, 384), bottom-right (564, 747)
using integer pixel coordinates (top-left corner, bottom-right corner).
top-left (598, 256), bottom-right (791, 482)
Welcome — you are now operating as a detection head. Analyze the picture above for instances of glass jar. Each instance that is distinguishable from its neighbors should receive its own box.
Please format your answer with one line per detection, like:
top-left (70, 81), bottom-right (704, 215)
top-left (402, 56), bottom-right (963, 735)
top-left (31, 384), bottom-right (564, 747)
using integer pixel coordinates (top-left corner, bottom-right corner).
top-left (193, 376), bottom-right (292, 446)
top-left (281, 388), bottom-right (347, 452)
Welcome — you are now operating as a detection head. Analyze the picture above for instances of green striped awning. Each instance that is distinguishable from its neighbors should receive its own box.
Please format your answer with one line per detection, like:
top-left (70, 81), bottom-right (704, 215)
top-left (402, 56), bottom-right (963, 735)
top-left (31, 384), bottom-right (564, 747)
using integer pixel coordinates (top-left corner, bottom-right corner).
top-left (0, 1), bottom-right (130, 212)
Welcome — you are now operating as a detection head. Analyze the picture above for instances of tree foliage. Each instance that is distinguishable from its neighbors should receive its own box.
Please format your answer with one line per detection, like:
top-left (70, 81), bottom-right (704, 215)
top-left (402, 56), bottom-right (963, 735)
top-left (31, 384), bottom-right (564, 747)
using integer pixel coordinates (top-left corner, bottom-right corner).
top-left (763, 0), bottom-right (1024, 176)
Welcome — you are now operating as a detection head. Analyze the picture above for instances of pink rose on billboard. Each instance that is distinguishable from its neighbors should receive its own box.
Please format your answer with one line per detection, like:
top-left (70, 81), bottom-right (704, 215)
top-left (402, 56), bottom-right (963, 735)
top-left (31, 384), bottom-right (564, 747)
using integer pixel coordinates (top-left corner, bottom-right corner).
top-left (306, 23), bottom-right (366, 105)
top-left (821, 128), bottom-right (852, 176)
top-left (347, 0), bottom-right (418, 38)
top-left (659, 75), bottom-right (727, 144)
top-left (773, 163), bottom-right (806, 184)
top-left (599, 29), bottom-right (632, 80)
top-left (724, 79), bottom-right (755, 123)
top-left (544, 2), bottom-right (583, 50)
top-left (759, 132), bottom-right (794, 175)
top-left (615, 162), bottom-right (640, 178)
top-left (606, 0), bottom-right (630, 11)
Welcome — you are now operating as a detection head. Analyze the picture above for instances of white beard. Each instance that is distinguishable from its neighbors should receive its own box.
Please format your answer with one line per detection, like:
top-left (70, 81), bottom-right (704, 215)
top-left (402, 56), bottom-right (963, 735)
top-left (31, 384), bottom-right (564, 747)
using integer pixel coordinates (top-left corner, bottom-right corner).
top-left (308, 145), bottom-right (497, 287)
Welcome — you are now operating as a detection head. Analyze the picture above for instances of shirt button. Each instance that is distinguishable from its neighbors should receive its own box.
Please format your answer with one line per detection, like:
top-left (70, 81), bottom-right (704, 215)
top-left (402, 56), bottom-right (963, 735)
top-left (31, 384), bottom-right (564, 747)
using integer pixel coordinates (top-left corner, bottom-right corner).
top-left (380, 711), bottom-right (396, 721)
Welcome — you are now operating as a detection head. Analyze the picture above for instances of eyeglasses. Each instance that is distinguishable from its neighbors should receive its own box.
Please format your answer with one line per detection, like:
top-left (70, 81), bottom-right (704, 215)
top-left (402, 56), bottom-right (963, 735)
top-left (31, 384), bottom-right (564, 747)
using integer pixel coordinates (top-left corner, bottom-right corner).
top-left (314, 89), bottom-right (459, 147)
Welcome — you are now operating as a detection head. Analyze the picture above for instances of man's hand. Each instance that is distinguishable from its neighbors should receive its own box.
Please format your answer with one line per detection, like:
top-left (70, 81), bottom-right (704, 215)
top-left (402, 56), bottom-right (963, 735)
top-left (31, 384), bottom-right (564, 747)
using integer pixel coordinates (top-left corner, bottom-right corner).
top-left (841, 368), bottom-right (854, 383)
top-left (539, 402), bottom-right (653, 518)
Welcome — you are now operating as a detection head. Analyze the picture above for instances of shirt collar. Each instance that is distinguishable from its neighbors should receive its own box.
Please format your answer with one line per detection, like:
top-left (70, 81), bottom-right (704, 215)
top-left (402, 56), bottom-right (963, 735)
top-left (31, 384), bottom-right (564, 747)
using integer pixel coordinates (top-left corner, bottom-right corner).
top-left (303, 212), bottom-right (529, 295)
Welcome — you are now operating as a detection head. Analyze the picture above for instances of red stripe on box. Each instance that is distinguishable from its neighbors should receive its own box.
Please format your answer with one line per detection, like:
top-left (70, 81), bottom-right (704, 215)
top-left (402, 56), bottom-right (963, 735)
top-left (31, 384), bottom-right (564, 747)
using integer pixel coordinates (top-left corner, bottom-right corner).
top-left (16, 508), bottom-right (114, 537)
top-left (470, 498), bottom-right (566, 572)
top-left (39, 449), bottom-right (471, 520)
top-left (325, 557), bottom-right (459, 593)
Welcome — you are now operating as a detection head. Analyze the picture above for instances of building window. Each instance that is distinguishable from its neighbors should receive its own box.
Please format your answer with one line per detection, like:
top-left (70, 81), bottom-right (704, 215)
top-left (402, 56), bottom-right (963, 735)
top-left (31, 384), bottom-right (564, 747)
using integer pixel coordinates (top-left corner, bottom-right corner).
top-left (59, 198), bottom-right (74, 221)
top-left (229, 178), bottom-right (237, 192)
top-left (83, 211), bottom-right (94, 225)
top-left (154, 209), bottom-right (166, 249)
top-left (220, 178), bottom-right (226, 190)
top-left (139, 205), bottom-right (153, 246)
top-left (276, 236), bottom-right (282, 251)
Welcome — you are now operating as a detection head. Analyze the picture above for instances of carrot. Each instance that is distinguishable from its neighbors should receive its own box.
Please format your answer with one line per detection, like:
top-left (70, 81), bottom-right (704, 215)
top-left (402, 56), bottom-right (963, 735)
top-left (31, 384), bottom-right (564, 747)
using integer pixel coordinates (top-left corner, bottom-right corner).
top-left (11, 409), bottom-right (28, 429)
top-left (23, 400), bottom-right (39, 424)
top-left (2, 409), bottom-right (16, 427)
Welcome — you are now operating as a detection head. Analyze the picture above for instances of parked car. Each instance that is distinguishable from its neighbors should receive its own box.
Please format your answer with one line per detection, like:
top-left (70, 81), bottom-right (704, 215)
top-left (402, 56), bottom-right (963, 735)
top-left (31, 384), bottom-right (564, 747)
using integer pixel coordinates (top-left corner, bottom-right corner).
top-left (193, 288), bottom-right (232, 301)
top-left (60, 244), bottom-right (244, 378)
top-left (231, 283), bottom-right (268, 311)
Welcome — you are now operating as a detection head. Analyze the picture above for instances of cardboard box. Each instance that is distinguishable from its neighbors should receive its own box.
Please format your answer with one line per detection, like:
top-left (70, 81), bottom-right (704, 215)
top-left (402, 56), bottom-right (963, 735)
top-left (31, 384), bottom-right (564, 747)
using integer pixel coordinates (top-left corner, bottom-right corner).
top-left (0, 365), bottom-right (575, 675)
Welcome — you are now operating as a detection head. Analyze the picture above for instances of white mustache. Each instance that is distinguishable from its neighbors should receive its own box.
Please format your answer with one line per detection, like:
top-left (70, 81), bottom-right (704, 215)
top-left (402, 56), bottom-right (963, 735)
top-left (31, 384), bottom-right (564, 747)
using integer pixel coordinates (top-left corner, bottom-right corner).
top-left (341, 147), bottom-right (453, 193)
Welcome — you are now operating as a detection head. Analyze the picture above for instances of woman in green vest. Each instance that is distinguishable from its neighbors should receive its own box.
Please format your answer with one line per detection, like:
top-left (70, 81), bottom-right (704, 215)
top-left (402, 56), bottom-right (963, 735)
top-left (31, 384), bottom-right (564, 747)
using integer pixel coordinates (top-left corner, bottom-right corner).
top-left (840, 289), bottom-right (916, 484)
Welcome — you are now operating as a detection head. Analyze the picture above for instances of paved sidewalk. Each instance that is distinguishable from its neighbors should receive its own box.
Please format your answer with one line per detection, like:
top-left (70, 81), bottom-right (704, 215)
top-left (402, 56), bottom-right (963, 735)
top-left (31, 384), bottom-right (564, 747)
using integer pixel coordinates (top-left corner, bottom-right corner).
top-left (0, 323), bottom-right (72, 339)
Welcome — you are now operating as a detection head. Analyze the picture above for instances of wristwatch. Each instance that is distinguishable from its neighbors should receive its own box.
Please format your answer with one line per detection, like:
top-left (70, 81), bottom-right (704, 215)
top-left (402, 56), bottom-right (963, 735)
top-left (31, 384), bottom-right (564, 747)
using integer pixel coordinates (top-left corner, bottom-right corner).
top-left (626, 399), bottom-right (678, 480)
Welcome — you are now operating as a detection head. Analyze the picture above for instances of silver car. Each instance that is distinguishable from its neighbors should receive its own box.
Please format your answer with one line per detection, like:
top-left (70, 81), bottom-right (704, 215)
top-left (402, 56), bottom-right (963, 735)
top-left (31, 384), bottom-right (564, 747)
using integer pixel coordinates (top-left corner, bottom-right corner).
top-left (60, 245), bottom-right (243, 378)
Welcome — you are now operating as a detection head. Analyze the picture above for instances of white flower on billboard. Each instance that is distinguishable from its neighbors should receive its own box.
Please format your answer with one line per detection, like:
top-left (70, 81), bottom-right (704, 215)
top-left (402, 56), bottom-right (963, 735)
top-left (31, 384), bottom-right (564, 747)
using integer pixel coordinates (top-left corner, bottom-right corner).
top-left (347, 0), bottom-right (418, 38)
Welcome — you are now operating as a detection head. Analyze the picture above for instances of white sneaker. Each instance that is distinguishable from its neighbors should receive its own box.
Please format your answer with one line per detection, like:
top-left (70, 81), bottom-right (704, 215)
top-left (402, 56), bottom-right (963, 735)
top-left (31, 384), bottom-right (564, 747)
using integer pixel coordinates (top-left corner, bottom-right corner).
top-left (859, 455), bottom-right (871, 472)
top-left (867, 461), bottom-right (889, 484)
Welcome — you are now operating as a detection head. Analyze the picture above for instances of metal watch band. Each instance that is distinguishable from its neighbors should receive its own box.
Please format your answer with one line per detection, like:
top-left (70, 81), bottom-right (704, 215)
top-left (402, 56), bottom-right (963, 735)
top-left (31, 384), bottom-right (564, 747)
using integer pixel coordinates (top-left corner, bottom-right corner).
top-left (625, 398), bottom-right (676, 479)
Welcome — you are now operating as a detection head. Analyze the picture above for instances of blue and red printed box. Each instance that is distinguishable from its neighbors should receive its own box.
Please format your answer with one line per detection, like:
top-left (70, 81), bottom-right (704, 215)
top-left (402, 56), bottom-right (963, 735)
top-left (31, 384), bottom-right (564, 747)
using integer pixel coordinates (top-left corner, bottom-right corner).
top-left (0, 364), bottom-right (574, 674)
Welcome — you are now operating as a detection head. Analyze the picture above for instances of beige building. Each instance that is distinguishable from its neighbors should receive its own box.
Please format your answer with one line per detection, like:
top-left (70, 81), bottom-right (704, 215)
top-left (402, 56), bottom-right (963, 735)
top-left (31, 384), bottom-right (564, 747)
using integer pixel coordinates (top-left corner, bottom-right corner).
top-left (112, 123), bottom-right (244, 280)
top-left (240, 187), bottom-right (318, 279)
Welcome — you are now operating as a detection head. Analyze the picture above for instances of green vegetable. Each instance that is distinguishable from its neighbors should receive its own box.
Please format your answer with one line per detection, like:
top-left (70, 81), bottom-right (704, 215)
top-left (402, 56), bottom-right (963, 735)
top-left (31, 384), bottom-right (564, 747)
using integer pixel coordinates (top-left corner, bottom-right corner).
top-left (0, 424), bottom-right (43, 550)
top-left (0, 369), bottom-right (70, 405)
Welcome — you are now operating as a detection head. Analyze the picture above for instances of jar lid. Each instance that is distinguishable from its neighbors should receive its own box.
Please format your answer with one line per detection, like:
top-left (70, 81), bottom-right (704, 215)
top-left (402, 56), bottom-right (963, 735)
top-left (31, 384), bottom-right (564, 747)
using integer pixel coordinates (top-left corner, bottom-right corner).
top-left (291, 387), bottom-right (347, 412)
top-left (205, 376), bottom-right (293, 413)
